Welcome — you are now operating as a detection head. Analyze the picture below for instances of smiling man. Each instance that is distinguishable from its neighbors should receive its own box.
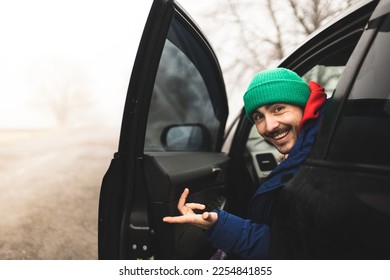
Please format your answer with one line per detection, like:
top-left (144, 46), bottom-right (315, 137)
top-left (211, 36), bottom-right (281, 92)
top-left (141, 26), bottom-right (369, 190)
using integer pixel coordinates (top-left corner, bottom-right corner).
top-left (163, 68), bottom-right (327, 259)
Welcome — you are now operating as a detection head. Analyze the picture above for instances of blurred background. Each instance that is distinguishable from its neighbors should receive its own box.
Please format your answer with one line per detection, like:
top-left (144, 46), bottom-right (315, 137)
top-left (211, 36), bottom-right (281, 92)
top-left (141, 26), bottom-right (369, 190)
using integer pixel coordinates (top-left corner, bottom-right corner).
top-left (0, 0), bottom-right (357, 259)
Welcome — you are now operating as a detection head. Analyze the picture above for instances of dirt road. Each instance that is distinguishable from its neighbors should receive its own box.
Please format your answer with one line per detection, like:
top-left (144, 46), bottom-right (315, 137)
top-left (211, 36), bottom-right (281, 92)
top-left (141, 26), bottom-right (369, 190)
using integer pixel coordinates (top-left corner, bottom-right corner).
top-left (0, 127), bottom-right (119, 259)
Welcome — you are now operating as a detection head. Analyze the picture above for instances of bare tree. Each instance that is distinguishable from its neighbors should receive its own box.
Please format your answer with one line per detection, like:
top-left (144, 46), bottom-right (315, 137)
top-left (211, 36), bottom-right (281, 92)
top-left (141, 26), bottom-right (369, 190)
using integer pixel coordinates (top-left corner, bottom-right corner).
top-left (195, 0), bottom-right (358, 109)
top-left (30, 59), bottom-right (94, 127)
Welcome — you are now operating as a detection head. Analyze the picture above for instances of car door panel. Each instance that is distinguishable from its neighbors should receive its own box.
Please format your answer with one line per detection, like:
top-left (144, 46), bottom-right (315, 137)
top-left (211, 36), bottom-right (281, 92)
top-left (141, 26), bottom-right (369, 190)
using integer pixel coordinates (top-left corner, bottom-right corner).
top-left (271, 165), bottom-right (390, 259)
top-left (144, 152), bottom-right (228, 202)
top-left (143, 152), bottom-right (228, 259)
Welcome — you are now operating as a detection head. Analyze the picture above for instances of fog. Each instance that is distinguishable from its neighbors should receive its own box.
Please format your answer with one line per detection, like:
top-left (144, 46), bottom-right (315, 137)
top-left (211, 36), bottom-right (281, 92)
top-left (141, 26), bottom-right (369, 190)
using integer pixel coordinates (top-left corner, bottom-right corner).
top-left (0, 0), bottom-right (219, 259)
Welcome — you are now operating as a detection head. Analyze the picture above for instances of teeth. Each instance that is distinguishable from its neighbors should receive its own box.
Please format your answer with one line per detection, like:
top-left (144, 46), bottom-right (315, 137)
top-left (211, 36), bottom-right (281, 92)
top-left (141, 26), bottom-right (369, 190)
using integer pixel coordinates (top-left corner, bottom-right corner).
top-left (273, 130), bottom-right (289, 140)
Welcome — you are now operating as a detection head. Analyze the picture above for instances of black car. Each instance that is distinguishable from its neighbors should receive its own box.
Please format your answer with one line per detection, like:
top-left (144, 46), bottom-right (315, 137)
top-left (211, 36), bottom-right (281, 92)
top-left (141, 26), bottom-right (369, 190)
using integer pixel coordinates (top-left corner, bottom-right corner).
top-left (98, 0), bottom-right (390, 259)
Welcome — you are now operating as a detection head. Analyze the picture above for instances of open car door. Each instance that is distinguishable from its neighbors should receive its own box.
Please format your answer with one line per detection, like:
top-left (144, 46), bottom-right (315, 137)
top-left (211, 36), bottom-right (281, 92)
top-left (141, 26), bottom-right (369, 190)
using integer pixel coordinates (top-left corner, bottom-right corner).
top-left (98, 0), bottom-right (229, 259)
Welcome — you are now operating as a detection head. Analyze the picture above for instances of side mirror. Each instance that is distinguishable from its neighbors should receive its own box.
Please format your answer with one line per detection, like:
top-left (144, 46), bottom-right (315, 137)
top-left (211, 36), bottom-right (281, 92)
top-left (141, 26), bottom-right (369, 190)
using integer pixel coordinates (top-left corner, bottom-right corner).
top-left (161, 124), bottom-right (211, 151)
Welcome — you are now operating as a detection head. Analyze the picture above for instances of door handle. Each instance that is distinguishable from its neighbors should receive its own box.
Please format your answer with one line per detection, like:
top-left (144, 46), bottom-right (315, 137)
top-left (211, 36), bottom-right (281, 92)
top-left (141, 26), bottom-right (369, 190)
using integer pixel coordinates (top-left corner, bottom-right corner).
top-left (211, 166), bottom-right (222, 180)
top-left (212, 166), bottom-right (222, 174)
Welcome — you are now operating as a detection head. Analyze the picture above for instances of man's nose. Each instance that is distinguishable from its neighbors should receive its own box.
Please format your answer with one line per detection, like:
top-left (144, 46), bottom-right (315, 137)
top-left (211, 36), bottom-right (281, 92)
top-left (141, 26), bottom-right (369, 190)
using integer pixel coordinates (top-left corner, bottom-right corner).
top-left (265, 116), bottom-right (279, 133)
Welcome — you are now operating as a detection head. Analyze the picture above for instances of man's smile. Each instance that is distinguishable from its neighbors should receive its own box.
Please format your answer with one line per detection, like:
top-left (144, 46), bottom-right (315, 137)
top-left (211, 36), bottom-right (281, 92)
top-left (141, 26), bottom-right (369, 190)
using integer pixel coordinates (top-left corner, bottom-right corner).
top-left (267, 127), bottom-right (291, 142)
top-left (272, 129), bottom-right (290, 140)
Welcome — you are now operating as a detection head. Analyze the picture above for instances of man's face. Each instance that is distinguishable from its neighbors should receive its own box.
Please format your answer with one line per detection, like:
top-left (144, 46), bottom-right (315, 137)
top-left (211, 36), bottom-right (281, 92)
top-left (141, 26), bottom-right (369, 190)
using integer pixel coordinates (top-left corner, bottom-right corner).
top-left (252, 103), bottom-right (303, 155)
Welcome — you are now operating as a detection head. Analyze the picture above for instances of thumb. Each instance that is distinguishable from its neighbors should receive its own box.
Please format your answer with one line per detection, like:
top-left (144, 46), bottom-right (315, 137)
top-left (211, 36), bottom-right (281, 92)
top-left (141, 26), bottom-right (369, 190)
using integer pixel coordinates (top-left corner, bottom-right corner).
top-left (202, 212), bottom-right (210, 220)
top-left (202, 211), bottom-right (218, 223)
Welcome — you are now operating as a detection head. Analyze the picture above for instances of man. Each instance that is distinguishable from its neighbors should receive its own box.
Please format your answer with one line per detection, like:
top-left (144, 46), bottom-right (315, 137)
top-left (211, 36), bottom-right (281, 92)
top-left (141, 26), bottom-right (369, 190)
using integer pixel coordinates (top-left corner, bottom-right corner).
top-left (163, 68), bottom-right (327, 259)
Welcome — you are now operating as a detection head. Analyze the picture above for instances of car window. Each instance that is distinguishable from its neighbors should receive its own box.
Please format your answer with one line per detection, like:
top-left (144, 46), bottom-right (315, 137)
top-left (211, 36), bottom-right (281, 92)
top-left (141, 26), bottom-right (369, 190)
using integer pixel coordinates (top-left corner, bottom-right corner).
top-left (301, 34), bottom-right (362, 97)
top-left (303, 66), bottom-right (344, 97)
top-left (144, 17), bottom-right (223, 152)
top-left (328, 14), bottom-right (390, 166)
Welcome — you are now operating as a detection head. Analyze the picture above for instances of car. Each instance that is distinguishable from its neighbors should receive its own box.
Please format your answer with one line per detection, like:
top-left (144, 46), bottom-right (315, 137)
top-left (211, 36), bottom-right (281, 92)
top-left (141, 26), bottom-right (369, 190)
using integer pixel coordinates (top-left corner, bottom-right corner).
top-left (98, 0), bottom-right (390, 259)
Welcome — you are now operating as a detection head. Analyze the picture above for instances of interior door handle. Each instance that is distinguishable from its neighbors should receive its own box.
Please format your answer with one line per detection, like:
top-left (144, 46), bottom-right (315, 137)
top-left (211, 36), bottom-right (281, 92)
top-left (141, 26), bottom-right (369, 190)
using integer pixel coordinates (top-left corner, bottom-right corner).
top-left (211, 167), bottom-right (222, 180)
top-left (212, 166), bottom-right (222, 174)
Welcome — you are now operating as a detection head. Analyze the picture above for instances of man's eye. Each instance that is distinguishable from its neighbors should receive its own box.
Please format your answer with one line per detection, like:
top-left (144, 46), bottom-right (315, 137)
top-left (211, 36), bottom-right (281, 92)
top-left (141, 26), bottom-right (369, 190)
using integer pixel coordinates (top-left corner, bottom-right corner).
top-left (253, 114), bottom-right (263, 121)
top-left (274, 106), bottom-right (284, 113)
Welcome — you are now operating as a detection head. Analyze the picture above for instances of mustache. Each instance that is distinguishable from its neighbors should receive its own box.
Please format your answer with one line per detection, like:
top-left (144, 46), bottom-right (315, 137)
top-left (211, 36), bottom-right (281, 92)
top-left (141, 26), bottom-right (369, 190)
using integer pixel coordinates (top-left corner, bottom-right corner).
top-left (263, 125), bottom-right (291, 138)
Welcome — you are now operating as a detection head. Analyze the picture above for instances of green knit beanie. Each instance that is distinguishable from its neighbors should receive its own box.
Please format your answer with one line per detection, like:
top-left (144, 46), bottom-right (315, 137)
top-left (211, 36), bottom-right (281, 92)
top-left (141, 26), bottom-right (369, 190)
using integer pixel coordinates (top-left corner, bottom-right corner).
top-left (243, 68), bottom-right (310, 122)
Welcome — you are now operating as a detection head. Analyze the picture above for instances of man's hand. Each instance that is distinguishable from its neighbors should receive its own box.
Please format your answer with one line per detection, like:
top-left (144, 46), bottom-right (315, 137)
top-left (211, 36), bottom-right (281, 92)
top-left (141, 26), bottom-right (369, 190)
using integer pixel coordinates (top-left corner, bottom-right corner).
top-left (162, 188), bottom-right (218, 230)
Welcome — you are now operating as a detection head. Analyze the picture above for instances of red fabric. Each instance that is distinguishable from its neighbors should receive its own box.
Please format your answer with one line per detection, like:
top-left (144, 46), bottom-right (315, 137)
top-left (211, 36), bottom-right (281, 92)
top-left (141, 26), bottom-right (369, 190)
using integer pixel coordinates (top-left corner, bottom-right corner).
top-left (298, 81), bottom-right (327, 133)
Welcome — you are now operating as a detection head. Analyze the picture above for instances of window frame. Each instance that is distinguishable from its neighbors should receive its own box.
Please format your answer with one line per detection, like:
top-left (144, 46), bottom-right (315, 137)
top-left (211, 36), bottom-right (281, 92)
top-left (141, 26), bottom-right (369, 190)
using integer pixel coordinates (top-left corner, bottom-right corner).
top-left (325, 14), bottom-right (390, 169)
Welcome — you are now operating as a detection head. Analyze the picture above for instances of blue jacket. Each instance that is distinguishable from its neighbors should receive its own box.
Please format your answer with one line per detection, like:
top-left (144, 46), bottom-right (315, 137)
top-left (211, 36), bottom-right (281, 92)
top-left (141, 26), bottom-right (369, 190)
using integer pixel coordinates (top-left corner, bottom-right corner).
top-left (206, 104), bottom-right (325, 259)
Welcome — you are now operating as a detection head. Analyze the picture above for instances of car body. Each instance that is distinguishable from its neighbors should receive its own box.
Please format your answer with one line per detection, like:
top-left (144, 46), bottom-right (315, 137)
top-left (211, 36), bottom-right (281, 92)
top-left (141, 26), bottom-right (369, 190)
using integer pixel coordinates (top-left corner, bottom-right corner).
top-left (98, 0), bottom-right (390, 259)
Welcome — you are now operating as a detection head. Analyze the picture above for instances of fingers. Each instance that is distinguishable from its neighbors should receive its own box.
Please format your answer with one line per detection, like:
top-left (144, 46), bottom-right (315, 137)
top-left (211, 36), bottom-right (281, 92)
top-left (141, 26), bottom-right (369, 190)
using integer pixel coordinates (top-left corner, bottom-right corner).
top-left (163, 211), bottom-right (211, 224)
top-left (184, 203), bottom-right (206, 210)
top-left (178, 188), bottom-right (189, 207)
top-left (162, 216), bottom-right (185, 224)
top-left (163, 211), bottom-right (218, 230)
top-left (177, 188), bottom-right (189, 214)
top-left (179, 202), bottom-right (206, 215)
top-left (177, 188), bottom-right (206, 214)
top-left (163, 215), bottom-right (197, 224)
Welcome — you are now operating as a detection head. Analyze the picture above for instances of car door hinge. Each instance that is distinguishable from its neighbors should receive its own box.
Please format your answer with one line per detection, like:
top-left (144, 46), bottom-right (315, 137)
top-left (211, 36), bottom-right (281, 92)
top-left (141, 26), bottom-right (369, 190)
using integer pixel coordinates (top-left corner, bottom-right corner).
top-left (128, 211), bottom-right (154, 259)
